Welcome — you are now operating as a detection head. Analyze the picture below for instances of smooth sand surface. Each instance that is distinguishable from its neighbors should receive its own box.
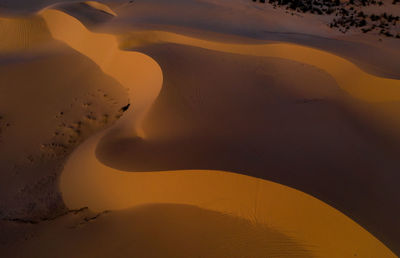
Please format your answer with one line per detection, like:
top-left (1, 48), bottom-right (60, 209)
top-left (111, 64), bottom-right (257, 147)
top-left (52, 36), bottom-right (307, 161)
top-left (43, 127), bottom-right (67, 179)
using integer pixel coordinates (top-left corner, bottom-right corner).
top-left (0, 12), bottom-right (129, 219)
top-left (0, 1), bottom-right (399, 257)
top-left (120, 30), bottom-right (400, 103)
top-left (2, 204), bottom-right (314, 258)
top-left (108, 0), bottom-right (400, 79)
top-left (38, 7), bottom-right (398, 257)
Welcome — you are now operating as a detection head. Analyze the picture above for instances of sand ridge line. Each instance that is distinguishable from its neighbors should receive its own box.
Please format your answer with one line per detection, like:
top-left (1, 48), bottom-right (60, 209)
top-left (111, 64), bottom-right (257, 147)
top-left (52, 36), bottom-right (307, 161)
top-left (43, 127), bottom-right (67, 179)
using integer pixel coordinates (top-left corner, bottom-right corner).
top-left (122, 29), bottom-right (400, 103)
top-left (0, 1), bottom-right (396, 256)
top-left (37, 5), bottom-right (396, 257)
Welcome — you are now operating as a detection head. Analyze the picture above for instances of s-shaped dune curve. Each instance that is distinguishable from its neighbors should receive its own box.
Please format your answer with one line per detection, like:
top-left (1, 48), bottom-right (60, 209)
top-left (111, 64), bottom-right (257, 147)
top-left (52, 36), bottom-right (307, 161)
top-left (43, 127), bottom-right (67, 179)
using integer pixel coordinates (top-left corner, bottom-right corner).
top-left (40, 6), bottom-right (397, 258)
top-left (122, 30), bottom-right (400, 103)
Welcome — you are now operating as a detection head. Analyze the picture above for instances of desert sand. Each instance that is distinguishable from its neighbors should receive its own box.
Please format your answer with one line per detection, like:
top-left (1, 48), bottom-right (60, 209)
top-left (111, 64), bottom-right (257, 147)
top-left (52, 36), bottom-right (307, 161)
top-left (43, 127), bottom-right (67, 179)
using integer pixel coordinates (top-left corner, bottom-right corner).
top-left (0, 0), bottom-right (399, 257)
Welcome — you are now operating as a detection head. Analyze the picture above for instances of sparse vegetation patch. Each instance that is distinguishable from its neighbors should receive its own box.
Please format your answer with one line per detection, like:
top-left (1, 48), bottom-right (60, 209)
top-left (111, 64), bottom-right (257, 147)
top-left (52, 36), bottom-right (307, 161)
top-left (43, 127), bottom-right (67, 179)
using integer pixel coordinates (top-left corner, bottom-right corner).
top-left (252, 0), bottom-right (400, 38)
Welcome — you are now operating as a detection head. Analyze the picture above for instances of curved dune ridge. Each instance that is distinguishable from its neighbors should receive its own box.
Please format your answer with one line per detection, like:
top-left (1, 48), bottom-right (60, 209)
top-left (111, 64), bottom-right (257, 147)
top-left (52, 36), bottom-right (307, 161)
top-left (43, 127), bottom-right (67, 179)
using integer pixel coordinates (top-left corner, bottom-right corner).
top-left (84, 1), bottom-right (117, 16)
top-left (121, 30), bottom-right (400, 103)
top-left (39, 6), bottom-right (397, 258)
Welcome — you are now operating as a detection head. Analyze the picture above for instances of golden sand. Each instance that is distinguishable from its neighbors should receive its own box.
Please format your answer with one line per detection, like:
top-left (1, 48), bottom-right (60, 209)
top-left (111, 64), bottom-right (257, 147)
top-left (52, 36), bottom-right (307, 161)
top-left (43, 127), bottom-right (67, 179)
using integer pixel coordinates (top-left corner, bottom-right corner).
top-left (38, 8), bottom-right (396, 257)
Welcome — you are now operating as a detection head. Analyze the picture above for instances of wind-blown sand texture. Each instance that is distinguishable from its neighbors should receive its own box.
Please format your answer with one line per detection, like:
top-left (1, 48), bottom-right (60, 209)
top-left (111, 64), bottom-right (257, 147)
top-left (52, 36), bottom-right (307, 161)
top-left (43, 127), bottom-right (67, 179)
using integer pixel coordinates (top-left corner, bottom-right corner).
top-left (0, 0), bottom-right (399, 257)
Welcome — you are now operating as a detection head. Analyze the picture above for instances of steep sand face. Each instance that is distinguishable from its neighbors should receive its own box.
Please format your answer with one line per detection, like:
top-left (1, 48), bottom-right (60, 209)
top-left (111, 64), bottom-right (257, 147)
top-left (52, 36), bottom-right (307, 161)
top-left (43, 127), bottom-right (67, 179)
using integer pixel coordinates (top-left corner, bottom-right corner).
top-left (40, 9), bottom-right (160, 99)
top-left (60, 168), bottom-right (397, 257)
top-left (100, 44), bottom-right (400, 255)
top-left (41, 9), bottom-right (163, 135)
top-left (38, 7), bottom-right (397, 257)
top-left (85, 1), bottom-right (117, 16)
top-left (122, 30), bottom-right (400, 103)
top-left (0, 1), bottom-right (397, 256)
top-left (2, 204), bottom-right (313, 258)
top-left (121, 30), bottom-right (400, 153)
top-left (109, 0), bottom-right (400, 79)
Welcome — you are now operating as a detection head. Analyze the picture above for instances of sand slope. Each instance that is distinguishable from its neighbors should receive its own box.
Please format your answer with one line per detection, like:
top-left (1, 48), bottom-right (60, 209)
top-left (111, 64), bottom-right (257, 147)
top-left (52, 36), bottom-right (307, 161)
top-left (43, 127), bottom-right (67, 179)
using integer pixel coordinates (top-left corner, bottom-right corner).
top-left (0, 12), bottom-right (128, 220)
top-left (37, 6), bottom-right (398, 257)
top-left (109, 0), bottom-right (400, 79)
top-left (0, 1), bottom-right (399, 257)
top-left (2, 204), bottom-right (314, 258)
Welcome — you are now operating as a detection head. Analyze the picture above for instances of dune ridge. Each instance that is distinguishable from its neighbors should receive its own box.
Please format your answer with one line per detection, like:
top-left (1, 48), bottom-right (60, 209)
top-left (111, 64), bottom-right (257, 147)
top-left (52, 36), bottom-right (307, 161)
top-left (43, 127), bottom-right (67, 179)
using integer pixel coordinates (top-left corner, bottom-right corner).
top-left (0, 9), bottom-right (133, 222)
top-left (108, 0), bottom-right (400, 80)
top-left (2, 204), bottom-right (315, 258)
top-left (120, 30), bottom-right (400, 103)
top-left (37, 5), bottom-right (399, 257)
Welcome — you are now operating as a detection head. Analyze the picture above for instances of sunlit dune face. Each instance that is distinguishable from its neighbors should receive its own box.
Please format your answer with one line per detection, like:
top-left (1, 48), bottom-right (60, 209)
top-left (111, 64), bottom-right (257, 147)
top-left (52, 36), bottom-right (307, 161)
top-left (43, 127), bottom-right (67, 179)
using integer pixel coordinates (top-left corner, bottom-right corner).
top-left (41, 9), bottom-right (163, 133)
top-left (122, 30), bottom-right (400, 102)
top-left (84, 1), bottom-right (117, 17)
top-left (61, 164), bottom-right (397, 257)
top-left (12, 204), bottom-right (314, 258)
top-left (39, 8), bottom-right (396, 258)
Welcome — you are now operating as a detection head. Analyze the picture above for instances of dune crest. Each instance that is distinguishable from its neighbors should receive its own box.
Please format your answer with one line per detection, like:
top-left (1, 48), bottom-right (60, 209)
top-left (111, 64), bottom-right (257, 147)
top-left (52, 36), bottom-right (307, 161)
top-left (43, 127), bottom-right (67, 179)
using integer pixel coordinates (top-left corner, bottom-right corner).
top-left (84, 1), bottom-right (117, 16)
top-left (37, 5), bottom-right (398, 258)
top-left (122, 30), bottom-right (400, 103)
top-left (41, 8), bottom-right (163, 136)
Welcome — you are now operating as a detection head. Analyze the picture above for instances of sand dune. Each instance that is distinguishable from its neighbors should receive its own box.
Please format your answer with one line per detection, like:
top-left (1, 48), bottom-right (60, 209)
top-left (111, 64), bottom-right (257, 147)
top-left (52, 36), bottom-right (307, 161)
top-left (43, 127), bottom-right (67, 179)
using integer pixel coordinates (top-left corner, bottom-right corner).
top-left (0, 15), bottom-right (52, 52)
top-left (36, 6), bottom-right (399, 257)
top-left (41, 8), bottom-right (162, 129)
top-left (108, 0), bottom-right (400, 79)
top-left (2, 204), bottom-right (314, 258)
top-left (0, 8), bottom-right (129, 220)
top-left (0, 1), bottom-right (399, 257)
top-left (120, 30), bottom-right (400, 103)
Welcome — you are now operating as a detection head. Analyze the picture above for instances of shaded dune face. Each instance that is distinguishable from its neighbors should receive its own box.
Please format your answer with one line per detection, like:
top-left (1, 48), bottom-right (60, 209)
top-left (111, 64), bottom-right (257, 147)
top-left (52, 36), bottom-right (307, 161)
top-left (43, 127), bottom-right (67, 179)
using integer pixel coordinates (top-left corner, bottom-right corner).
top-left (121, 30), bottom-right (400, 103)
top-left (113, 0), bottom-right (400, 79)
top-left (97, 44), bottom-right (400, 255)
top-left (41, 8), bottom-right (163, 133)
top-left (5, 204), bottom-right (313, 258)
top-left (37, 6), bottom-right (397, 257)
top-left (53, 1), bottom-right (117, 29)
top-left (0, 15), bottom-right (52, 52)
